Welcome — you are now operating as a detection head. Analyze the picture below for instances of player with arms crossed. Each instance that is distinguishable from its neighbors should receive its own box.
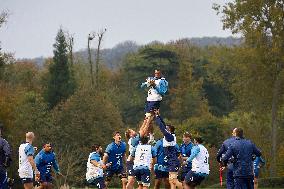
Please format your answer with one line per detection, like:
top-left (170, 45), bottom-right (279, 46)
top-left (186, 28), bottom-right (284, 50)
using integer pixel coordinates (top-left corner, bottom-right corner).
top-left (184, 137), bottom-right (209, 189)
top-left (86, 144), bottom-right (110, 189)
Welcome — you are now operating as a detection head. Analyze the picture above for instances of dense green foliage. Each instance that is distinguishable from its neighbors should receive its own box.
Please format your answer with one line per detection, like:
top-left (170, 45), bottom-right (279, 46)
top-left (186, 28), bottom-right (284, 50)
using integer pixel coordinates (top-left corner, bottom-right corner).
top-left (1, 1), bottom-right (284, 187)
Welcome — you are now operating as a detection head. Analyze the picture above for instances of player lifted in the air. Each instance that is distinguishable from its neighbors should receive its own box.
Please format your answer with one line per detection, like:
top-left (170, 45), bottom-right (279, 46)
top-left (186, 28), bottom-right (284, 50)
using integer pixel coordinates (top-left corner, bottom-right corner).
top-left (141, 69), bottom-right (168, 142)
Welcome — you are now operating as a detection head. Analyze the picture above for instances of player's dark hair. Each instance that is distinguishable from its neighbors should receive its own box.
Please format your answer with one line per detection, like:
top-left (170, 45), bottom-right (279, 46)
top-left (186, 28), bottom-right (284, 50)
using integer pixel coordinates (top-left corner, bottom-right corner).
top-left (167, 125), bottom-right (175, 134)
top-left (92, 144), bottom-right (101, 151)
top-left (43, 142), bottom-right (52, 147)
top-left (140, 136), bottom-right (149, 145)
top-left (113, 131), bottom-right (120, 137)
top-left (183, 132), bottom-right (192, 139)
top-left (195, 137), bottom-right (203, 144)
top-left (125, 129), bottom-right (131, 140)
top-left (235, 128), bottom-right (244, 138)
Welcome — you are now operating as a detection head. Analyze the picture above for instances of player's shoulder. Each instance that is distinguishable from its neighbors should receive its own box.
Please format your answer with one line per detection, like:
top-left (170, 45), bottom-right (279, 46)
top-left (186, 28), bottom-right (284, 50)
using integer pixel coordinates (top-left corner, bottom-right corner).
top-left (121, 141), bottom-right (127, 147)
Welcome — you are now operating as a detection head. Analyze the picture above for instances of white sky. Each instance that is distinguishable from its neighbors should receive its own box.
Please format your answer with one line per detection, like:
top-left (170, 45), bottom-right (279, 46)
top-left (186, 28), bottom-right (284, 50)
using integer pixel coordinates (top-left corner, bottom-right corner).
top-left (0, 0), bottom-right (232, 58)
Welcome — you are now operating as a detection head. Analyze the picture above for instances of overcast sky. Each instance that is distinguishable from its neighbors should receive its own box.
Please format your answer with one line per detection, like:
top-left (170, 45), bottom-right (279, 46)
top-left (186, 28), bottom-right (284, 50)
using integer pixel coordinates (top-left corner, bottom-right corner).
top-left (0, 0), bottom-right (232, 59)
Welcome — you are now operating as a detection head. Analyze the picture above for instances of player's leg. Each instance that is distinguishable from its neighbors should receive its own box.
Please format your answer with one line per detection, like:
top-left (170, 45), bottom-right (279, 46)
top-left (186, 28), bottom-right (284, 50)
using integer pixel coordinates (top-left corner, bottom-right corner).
top-left (134, 169), bottom-right (143, 189)
top-left (227, 165), bottom-right (234, 189)
top-left (163, 177), bottom-right (170, 189)
top-left (126, 160), bottom-right (135, 189)
top-left (154, 178), bottom-right (162, 189)
top-left (104, 170), bottom-right (113, 188)
top-left (23, 182), bottom-right (33, 189)
top-left (119, 170), bottom-right (128, 189)
top-left (141, 169), bottom-right (150, 189)
top-left (22, 178), bottom-right (34, 189)
top-left (254, 169), bottom-right (259, 189)
top-left (169, 172), bottom-right (183, 189)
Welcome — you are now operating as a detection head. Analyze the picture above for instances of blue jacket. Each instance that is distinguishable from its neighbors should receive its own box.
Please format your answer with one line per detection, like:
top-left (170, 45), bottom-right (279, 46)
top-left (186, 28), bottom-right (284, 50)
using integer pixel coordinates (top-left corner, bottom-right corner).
top-left (216, 137), bottom-right (236, 163)
top-left (0, 137), bottom-right (12, 168)
top-left (221, 137), bottom-right (261, 177)
top-left (35, 149), bottom-right (60, 175)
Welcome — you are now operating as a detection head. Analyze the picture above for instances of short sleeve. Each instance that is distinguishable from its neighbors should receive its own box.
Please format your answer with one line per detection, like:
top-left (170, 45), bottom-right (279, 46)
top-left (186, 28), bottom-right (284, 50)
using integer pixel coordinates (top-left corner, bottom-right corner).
top-left (151, 147), bottom-right (157, 157)
top-left (90, 153), bottom-right (101, 162)
top-left (24, 144), bottom-right (35, 156)
top-left (105, 144), bottom-right (112, 155)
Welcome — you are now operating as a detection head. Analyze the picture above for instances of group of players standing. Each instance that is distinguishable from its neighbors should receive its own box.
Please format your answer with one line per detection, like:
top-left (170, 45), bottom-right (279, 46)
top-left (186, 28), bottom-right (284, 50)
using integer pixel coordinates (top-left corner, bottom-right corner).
top-left (86, 70), bottom-right (210, 189)
top-left (0, 69), bottom-right (265, 189)
top-left (86, 120), bottom-right (209, 189)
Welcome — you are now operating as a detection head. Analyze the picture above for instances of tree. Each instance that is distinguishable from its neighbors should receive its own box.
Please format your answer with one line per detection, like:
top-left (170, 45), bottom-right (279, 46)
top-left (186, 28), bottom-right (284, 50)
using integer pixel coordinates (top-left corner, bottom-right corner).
top-left (45, 28), bottom-right (76, 108)
top-left (214, 0), bottom-right (284, 176)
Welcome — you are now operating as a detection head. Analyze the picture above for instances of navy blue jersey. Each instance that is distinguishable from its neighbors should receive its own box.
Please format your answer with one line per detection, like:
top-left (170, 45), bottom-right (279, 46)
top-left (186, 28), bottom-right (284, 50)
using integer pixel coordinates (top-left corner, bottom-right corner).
top-left (180, 142), bottom-right (193, 168)
top-left (154, 139), bottom-right (166, 166)
top-left (35, 149), bottom-right (60, 175)
top-left (253, 156), bottom-right (265, 170)
top-left (105, 141), bottom-right (126, 171)
top-left (221, 137), bottom-right (261, 177)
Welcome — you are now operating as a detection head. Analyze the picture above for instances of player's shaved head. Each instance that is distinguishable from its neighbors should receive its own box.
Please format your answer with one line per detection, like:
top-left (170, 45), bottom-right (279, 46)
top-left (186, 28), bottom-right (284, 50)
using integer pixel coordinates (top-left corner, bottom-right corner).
top-left (235, 128), bottom-right (244, 138)
top-left (232, 128), bottom-right (238, 136)
top-left (26, 132), bottom-right (35, 139)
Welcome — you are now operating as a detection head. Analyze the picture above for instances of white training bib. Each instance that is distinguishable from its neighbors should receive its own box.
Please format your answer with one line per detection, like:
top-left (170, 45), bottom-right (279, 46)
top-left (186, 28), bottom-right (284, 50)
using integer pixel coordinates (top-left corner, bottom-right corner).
top-left (134, 144), bottom-right (152, 169)
top-left (192, 144), bottom-right (210, 174)
top-left (86, 152), bottom-right (104, 182)
top-left (163, 134), bottom-right (177, 147)
top-left (18, 143), bottom-right (33, 178)
top-left (147, 79), bottom-right (163, 101)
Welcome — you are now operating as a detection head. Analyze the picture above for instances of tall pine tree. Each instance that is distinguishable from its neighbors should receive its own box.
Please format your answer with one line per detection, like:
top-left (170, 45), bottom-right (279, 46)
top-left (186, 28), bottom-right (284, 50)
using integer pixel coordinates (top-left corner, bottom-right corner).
top-left (45, 28), bottom-right (76, 108)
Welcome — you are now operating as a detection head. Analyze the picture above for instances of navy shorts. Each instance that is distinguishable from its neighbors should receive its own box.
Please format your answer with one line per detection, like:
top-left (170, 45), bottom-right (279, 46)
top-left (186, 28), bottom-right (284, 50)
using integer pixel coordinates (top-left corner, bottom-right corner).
top-left (185, 171), bottom-right (206, 187)
top-left (0, 169), bottom-right (8, 189)
top-left (88, 177), bottom-right (106, 189)
top-left (179, 166), bottom-right (191, 181)
top-left (154, 169), bottom-right (169, 179)
top-left (20, 178), bottom-right (33, 184)
top-left (166, 158), bottom-right (180, 172)
top-left (105, 167), bottom-right (127, 181)
top-left (39, 174), bottom-right (53, 183)
top-left (144, 101), bottom-right (160, 113)
top-left (234, 177), bottom-right (254, 189)
top-left (134, 168), bottom-right (151, 186)
top-left (126, 161), bottom-right (135, 177)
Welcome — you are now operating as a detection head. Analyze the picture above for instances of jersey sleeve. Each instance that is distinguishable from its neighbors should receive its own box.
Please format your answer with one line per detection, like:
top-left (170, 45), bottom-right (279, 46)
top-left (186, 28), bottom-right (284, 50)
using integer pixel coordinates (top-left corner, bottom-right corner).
top-left (90, 153), bottom-right (101, 162)
top-left (216, 143), bottom-right (226, 162)
top-left (105, 144), bottom-right (112, 155)
top-left (175, 144), bottom-right (180, 153)
top-left (187, 145), bottom-right (200, 162)
top-left (24, 144), bottom-right (35, 156)
top-left (52, 154), bottom-right (60, 173)
top-left (151, 147), bottom-right (157, 157)
top-left (155, 116), bottom-right (174, 142)
top-left (34, 152), bottom-right (42, 166)
top-left (155, 79), bottom-right (168, 95)
top-left (2, 140), bottom-right (12, 157)
top-left (131, 147), bottom-right (136, 157)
